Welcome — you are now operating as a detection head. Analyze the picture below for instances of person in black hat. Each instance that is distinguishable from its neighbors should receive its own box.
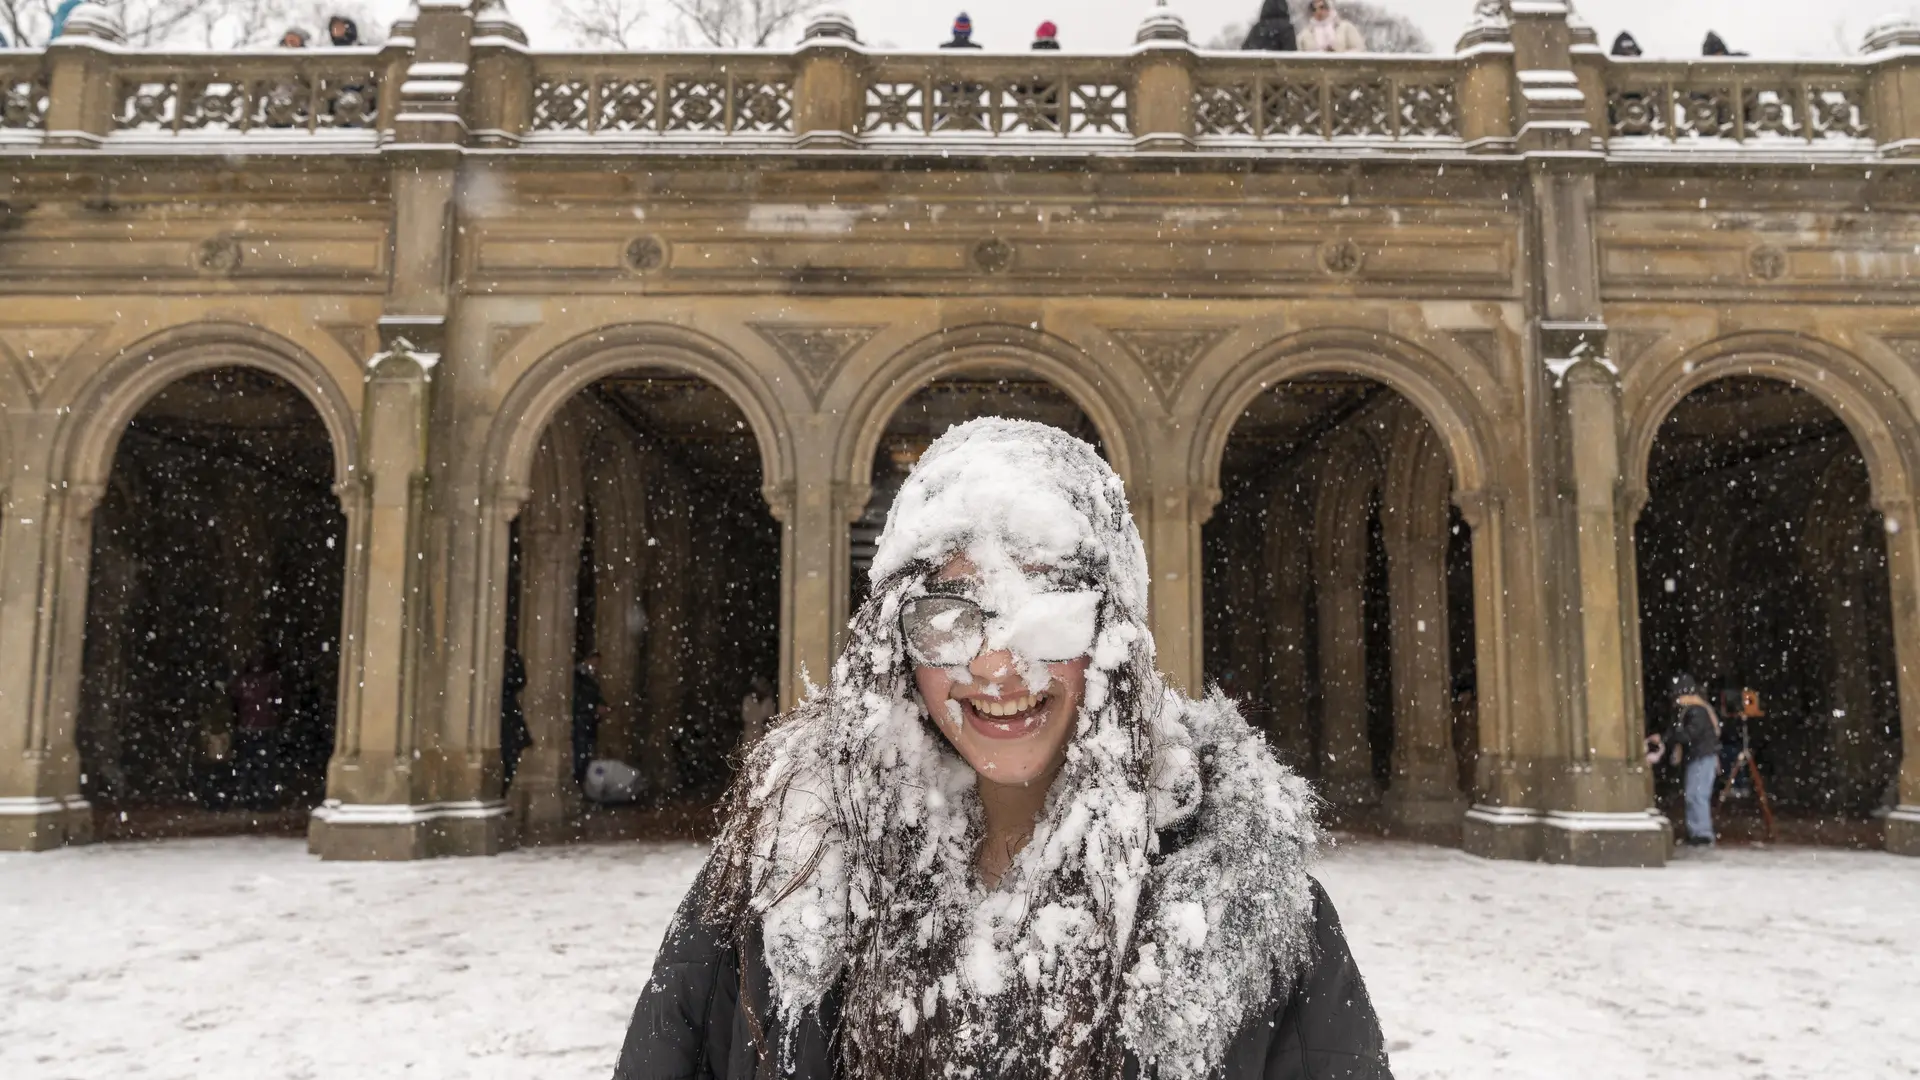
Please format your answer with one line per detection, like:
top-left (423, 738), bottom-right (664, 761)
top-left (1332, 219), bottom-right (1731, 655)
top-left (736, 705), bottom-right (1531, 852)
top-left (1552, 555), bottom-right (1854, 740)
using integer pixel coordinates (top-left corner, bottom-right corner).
top-left (1241, 0), bottom-right (1298, 52)
top-left (1653, 674), bottom-right (1723, 846)
top-left (1611, 31), bottom-right (1643, 57)
top-left (328, 15), bottom-right (359, 47)
top-left (943, 12), bottom-right (982, 48)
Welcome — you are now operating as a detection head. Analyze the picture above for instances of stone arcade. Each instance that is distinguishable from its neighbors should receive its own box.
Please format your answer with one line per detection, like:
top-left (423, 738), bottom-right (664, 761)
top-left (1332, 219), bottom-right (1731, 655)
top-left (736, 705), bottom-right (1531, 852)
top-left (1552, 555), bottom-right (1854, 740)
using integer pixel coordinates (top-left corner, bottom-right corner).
top-left (3, 1), bottom-right (1918, 865)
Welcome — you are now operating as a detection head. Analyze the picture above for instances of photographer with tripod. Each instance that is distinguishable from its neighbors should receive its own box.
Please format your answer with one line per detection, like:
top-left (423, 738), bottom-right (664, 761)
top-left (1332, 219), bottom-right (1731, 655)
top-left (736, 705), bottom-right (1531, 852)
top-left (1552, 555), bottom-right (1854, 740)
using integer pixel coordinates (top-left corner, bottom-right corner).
top-left (1648, 674), bottom-right (1723, 847)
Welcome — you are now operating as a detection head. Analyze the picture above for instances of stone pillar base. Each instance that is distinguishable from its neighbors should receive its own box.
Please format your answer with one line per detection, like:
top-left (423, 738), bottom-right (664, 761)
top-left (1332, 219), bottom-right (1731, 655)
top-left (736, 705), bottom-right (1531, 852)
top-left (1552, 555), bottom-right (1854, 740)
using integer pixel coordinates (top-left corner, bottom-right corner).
top-left (308, 800), bottom-right (515, 861)
top-left (1887, 807), bottom-right (1920, 856)
top-left (1539, 811), bottom-right (1669, 867)
top-left (1382, 791), bottom-right (1468, 846)
top-left (0, 796), bottom-right (94, 852)
top-left (1461, 804), bottom-right (1543, 862)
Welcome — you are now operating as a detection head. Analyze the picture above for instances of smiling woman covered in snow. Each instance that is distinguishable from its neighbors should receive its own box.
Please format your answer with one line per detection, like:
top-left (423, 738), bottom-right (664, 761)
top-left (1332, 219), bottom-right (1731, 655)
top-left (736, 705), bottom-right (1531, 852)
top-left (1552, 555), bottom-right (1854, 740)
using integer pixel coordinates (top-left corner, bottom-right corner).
top-left (613, 418), bottom-right (1390, 1080)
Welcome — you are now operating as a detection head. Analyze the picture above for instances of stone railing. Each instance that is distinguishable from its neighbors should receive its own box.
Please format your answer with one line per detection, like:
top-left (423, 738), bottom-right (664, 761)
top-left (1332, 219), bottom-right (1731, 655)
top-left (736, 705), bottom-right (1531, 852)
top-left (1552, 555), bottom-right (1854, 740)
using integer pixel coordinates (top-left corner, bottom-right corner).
top-left (6, 3), bottom-right (1920, 160)
top-left (1190, 55), bottom-right (1462, 142)
top-left (525, 53), bottom-right (797, 140)
top-left (1602, 60), bottom-right (1874, 149)
top-left (856, 54), bottom-right (1132, 141)
top-left (108, 50), bottom-right (383, 138)
top-left (0, 54), bottom-right (50, 137)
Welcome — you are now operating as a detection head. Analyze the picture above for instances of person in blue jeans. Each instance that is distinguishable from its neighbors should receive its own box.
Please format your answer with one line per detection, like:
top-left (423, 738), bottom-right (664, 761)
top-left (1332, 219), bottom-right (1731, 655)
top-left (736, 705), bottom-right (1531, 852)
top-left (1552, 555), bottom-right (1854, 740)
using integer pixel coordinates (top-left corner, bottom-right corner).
top-left (1656, 674), bottom-right (1723, 845)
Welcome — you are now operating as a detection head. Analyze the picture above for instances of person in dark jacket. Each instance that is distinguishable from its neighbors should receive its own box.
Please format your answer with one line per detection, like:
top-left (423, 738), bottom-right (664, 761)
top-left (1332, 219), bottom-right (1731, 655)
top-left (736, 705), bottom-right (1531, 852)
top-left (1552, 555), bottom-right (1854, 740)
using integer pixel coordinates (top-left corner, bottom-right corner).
top-left (1656, 673), bottom-right (1722, 845)
top-left (501, 647), bottom-right (531, 789)
top-left (328, 15), bottom-right (360, 47)
top-left (614, 419), bottom-right (1391, 1080)
top-left (573, 652), bottom-right (608, 786)
top-left (1031, 20), bottom-right (1060, 50)
top-left (942, 12), bottom-right (981, 48)
top-left (1702, 31), bottom-right (1746, 57)
top-left (1242, 0), bottom-right (1298, 51)
top-left (1611, 31), bottom-right (1643, 57)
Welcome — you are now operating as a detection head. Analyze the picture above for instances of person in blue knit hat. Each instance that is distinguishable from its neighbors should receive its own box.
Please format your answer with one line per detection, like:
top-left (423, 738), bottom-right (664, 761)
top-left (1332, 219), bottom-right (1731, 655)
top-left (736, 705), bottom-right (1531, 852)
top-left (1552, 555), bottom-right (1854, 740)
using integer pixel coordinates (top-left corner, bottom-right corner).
top-left (943, 12), bottom-right (982, 48)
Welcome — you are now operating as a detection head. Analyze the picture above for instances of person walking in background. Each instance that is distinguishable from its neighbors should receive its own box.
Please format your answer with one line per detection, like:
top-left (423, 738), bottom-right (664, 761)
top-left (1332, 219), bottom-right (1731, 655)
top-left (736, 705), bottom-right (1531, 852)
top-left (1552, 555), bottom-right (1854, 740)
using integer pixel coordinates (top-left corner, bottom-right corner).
top-left (280, 28), bottom-right (310, 48)
top-left (1655, 674), bottom-right (1723, 846)
top-left (1031, 20), bottom-right (1061, 50)
top-left (1299, 0), bottom-right (1365, 53)
top-left (328, 15), bottom-right (360, 47)
top-left (1611, 31), bottom-right (1642, 57)
top-left (943, 12), bottom-right (982, 49)
top-left (229, 653), bottom-right (284, 810)
top-left (572, 652), bottom-right (609, 787)
top-left (500, 647), bottom-right (530, 790)
top-left (1241, 0), bottom-right (1297, 51)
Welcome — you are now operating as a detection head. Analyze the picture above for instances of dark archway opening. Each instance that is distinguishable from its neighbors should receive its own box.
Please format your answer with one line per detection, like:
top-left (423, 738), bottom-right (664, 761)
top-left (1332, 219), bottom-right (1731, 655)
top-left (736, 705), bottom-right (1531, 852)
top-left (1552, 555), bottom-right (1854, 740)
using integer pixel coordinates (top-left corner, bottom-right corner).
top-left (1204, 374), bottom-right (1476, 822)
top-left (507, 371), bottom-right (779, 841)
top-left (77, 367), bottom-right (345, 839)
top-left (850, 368), bottom-right (1104, 614)
top-left (1638, 377), bottom-right (1902, 843)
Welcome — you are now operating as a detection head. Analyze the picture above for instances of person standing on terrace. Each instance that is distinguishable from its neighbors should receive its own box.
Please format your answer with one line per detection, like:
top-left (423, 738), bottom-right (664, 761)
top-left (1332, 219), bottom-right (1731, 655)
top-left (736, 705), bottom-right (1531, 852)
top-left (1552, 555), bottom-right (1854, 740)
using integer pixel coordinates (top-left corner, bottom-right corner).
top-left (943, 12), bottom-right (982, 49)
top-left (1241, 0), bottom-right (1298, 51)
top-left (1300, 0), bottom-right (1366, 53)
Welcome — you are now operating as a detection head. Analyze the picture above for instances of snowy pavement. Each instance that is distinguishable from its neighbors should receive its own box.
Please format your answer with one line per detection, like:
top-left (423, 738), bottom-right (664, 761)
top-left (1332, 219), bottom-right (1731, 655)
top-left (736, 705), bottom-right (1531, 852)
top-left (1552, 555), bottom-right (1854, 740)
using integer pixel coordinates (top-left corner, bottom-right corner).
top-left (3, 836), bottom-right (1916, 1080)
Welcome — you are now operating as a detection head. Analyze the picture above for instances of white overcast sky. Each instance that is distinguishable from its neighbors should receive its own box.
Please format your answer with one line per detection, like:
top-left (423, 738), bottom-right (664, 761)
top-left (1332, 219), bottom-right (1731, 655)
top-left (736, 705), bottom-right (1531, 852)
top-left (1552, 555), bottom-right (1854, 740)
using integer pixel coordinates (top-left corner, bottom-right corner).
top-left (367, 1), bottom-right (1920, 56)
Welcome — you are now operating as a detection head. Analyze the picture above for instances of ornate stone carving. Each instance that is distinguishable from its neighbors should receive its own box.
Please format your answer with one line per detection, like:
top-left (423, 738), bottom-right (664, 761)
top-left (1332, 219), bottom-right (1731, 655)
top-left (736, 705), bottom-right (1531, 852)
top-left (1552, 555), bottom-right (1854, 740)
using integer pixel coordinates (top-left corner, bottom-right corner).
top-left (323, 323), bottom-right (372, 363)
top-left (751, 323), bottom-right (880, 405)
top-left (625, 236), bottom-right (667, 273)
top-left (1110, 326), bottom-right (1232, 402)
top-left (1879, 335), bottom-right (1920, 369)
top-left (196, 235), bottom-right (243, 275)
top-left (0, 325), bottom-right (106, 400)
top-left (1321, 239), bottom-right (1364, 277)
top-left (1748, 245), bottom-right (1788, 281)
top-left (1609, 329), bottom-right (1666, 369)
top-left (490, 323), bottom-right (536, 366)
top-left (972, 237), bottom-right (1015, 274)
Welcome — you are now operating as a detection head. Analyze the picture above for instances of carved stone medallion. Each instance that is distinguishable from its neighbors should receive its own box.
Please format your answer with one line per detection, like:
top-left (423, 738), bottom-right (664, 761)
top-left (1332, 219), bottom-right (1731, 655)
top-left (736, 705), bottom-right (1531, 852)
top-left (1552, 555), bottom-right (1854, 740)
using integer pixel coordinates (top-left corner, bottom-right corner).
top-left (1320, 239), bottom-right (1364, 277)
top-left (197, 235), bottom-right (243, 275)
top-left (972, 237), bottom-right (1015, 274)
top-left (625, 236), bottom-right (668, 273)
top-left (1748, 246), bottom-right (1787, 281)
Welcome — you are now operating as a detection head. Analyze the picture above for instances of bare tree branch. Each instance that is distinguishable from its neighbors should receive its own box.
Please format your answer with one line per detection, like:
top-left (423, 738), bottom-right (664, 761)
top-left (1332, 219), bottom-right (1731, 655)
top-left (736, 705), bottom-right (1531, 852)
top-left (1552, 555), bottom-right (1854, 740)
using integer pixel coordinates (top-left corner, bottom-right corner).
top-left (0, 0), bottom-right (383, 48)
top-left (557, 0), bottom-right (650, 49)
top-left (666, 0), bottom-right (822, 49)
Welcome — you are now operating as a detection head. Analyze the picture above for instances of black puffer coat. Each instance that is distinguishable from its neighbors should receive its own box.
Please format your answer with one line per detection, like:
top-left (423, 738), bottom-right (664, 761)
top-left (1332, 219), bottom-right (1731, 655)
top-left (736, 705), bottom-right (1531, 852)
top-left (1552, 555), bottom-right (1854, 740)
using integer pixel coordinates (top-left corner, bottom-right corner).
top-left (613, 858), bottom-right (1392, 1080)
top-left (1242, 0), bottom-right (1298, 51)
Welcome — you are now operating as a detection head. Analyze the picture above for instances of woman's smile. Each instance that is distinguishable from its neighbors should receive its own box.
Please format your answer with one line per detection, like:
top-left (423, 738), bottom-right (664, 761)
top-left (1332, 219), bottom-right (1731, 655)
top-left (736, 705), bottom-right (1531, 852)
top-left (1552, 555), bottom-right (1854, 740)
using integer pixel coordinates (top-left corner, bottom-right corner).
top-left (957, 689), bottom-right (1051, 737)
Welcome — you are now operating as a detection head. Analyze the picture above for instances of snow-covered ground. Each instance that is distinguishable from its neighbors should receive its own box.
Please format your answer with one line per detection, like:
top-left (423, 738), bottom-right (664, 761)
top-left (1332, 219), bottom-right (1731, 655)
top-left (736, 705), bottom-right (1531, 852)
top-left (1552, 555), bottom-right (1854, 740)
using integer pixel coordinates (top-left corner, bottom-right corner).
top-left (3, 836), bottom-right (1915, 1080)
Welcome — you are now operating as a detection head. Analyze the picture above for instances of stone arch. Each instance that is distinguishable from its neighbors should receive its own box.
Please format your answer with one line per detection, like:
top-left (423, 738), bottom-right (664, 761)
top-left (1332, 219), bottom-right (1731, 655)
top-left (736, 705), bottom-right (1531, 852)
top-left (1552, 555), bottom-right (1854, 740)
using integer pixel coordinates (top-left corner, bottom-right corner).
top-left (53, 323), bottom-right (359, 494)
top-left (837, 324), bottom-right (1142, 509)
top-left (1191, 330), bottom-right (1496, 509)
top-left (1623, 332), bottom-right (1917, 519)
top-left (486, 323), bottom-right (794, 514)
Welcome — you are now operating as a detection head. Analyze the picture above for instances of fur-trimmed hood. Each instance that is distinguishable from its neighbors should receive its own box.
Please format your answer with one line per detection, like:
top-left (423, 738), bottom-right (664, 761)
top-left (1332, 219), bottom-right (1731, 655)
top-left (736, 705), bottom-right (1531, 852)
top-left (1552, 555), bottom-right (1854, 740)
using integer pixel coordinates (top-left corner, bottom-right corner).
top-left (708, 419), bottom-right (1322, 1080)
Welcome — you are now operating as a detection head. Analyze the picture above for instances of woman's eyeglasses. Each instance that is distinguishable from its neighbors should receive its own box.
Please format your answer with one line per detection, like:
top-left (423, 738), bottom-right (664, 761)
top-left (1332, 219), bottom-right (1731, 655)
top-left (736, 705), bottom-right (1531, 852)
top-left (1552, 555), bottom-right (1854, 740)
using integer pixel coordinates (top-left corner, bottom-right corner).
top-left (900, 591), bottom-right (1100, 667)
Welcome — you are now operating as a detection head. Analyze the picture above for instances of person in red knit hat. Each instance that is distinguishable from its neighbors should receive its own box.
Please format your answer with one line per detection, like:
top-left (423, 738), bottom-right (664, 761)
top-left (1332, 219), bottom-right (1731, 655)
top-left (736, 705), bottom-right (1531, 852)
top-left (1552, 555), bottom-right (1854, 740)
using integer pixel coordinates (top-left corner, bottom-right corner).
top-left (1031, 20), bottom-right (1061, 50)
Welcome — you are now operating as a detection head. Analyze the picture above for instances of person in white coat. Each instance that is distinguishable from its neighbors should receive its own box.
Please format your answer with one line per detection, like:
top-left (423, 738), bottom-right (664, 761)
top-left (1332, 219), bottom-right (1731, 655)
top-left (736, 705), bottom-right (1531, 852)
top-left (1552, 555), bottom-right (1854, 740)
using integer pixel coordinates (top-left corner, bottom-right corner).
top-left (1299, 0), bottom-right (1366, 53)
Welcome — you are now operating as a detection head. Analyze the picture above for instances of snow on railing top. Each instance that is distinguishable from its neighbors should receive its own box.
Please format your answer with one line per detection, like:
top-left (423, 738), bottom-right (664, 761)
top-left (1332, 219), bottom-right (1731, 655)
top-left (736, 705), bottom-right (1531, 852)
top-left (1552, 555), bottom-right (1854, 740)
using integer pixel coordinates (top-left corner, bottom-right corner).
top-left (1, 36), bottom-right (1914, 160)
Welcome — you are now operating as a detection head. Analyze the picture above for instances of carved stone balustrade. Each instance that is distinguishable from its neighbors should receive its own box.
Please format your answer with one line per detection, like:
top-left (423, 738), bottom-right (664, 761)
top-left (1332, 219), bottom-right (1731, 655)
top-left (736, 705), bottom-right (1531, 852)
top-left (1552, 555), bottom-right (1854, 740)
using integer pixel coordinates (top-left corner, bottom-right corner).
top-left (104, 51), bottom-right (384, 141)
top-left (1603, 60), bottom-right (1874, 153)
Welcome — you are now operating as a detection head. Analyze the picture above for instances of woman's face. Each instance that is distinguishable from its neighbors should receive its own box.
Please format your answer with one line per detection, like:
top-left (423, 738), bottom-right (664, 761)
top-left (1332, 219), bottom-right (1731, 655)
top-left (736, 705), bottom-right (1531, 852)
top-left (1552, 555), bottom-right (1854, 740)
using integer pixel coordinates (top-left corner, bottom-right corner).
top-left (1311, 1), bottom-right (1332, 19)
top-left (912, 557), bottom-right (1089, 789)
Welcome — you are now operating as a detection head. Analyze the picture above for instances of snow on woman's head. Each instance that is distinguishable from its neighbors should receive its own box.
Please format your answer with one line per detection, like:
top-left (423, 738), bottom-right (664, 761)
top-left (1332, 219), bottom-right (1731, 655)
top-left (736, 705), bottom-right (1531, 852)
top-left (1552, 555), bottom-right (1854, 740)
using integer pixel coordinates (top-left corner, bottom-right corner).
top-left (870, 417), bottom-right (1149, 618)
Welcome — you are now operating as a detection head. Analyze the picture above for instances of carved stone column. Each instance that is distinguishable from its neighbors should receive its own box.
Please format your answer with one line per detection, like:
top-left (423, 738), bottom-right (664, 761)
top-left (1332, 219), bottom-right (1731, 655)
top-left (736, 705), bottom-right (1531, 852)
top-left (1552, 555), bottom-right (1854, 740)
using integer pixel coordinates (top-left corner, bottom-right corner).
top-left (642, 466), bottom-right (692, 797)
top-left (512, 426), bottom-right (586, 844)
top-left (1547, 357), bottom-right (1665, 866)
top-left (1874, 496), bottom-right (1920, 856)
top-left (1382, 418), bottom-right (1467, 843)
top-left (1132, 5), bottom-right (1196, 153)
top-left (0, 411), bottom-right (100, 851)
top-left (1312, 436), bottom-right (1381, 808)
top-left (794, 12), bottom-right (865, 150)
top-left (1262, 475), bottom-right (1315, 769)
top-left (308, 342), bottom-right (445, 860)
top-left (587, 436), bottom-right (647, 766)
